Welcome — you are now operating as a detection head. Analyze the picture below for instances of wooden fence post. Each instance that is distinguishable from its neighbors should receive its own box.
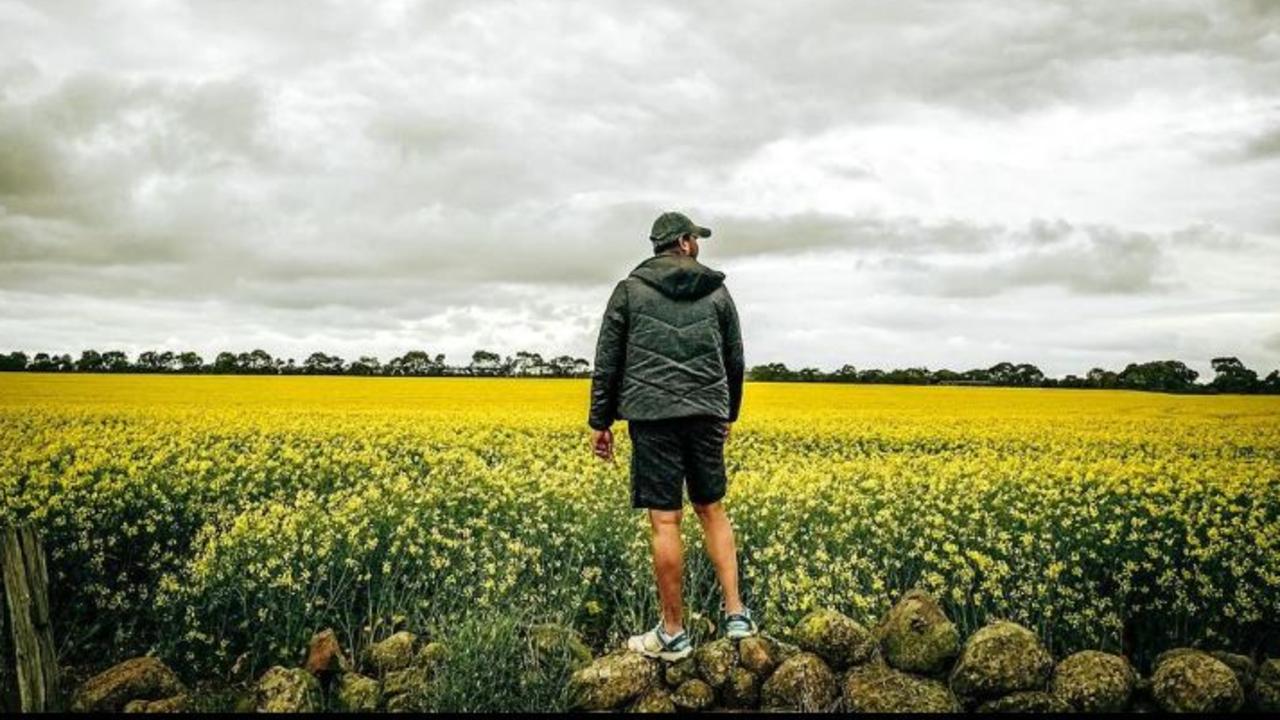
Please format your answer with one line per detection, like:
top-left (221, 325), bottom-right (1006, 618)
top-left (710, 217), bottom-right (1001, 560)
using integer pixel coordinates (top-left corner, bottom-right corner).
top-left (1, 524), bottom-right (59, 712)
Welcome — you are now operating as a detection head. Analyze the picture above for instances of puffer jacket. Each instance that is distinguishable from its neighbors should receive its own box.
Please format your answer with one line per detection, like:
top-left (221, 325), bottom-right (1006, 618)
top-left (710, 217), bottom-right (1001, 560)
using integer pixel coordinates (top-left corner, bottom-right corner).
top-left (588, 253), bottom-right (744, 430)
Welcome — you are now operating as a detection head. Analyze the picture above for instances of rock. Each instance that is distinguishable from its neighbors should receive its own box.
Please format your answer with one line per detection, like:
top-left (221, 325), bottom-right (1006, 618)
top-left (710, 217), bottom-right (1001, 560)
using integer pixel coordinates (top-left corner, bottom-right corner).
top-left (1153, 647), bottom-right (1197, 670)
top-left (122, 694), bottom-right (188, 713)
top-left (1151, 650), bottom-right (1243, 713)
top-left (1255, 658), bottom-right (1280, 712)
top-left (738, 635), bottom-right (776, 676)
top-left (671, 678), bottom-right (716, 711)
top-left (332, 672), bottom-right (381, 712)
top-left (70, 657), bottom-right (187, 712)
top-left (760, 652), bottom-right (838, 712)
top-left (628, 687), bottom-right (676, 713)
top-left (791, 608), bottom-right (873, 670)
top-left (843, 661), bottom-right (960, 713)
top-left (1050, 650), bottom-right (1135, 712)
top-left (948, 621), bottom-right (1052, 701)
top-left (415, 642), bottom-right (448, 670)
top-left (722, 667), bottom-right (759, 709)
top-left (365, 631), bottom-right (417, 675)
top-left (383, 665), bottom-right (430, 698)
top-left (875, 589), bottom-right (960, 675)
top-left (664, 658), bottom-right (698, 688)
top-left (305, 628), bottom-right (349, 678)
top-left (528, 623), bottom-right (593, 671)
top-left (568, 651), bottom-right (660, 711)
top-left (766, 635), bottom-right (803, 665)
top-left (694, 637), bottom-right (737, 688)
top-left (1209, 650), bottom-right (1257, 693)
top-left (975, 690), bottom-right (1071, 713)
top-left (255, 666), bottom-right (322, 713)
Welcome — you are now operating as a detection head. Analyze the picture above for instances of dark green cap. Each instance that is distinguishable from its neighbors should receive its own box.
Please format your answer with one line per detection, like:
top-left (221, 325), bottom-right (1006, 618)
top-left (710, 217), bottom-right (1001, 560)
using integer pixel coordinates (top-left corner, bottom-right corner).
top-left (649, 211), bottom-right (712, 244)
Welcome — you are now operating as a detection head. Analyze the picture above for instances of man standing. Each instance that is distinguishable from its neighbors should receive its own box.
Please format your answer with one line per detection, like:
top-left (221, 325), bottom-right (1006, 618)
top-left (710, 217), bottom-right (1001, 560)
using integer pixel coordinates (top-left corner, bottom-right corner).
top-left (588, 210), bottom-right (756, 661)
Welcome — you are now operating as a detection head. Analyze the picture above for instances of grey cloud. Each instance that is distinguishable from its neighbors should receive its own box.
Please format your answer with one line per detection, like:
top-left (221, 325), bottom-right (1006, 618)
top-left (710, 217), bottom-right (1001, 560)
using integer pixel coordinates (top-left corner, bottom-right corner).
top-left (892, 220), bottom-right (1177, 297)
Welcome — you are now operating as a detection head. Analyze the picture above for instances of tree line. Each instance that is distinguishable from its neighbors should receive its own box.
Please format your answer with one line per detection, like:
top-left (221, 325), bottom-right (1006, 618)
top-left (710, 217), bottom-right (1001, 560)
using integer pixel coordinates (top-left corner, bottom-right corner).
top-left (0, 349), bottom-right (590, 378)
top-left (746, 358), bottom-right (1280, 394)
top-left (0, 349), bottom-right (1275, 394)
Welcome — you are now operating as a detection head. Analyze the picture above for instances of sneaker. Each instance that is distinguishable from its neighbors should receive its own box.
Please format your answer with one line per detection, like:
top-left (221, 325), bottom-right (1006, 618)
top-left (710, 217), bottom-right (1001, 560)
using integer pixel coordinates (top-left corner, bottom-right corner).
top-left (723, 607), bottom-right (759, 639)
top-left (627, 623), bottom-right (693, 661)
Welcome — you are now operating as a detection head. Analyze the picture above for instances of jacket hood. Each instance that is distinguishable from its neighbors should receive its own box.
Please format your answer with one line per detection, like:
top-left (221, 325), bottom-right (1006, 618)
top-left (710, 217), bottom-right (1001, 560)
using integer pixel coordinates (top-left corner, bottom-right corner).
top-left (629, 254), bottom-right (725, 300)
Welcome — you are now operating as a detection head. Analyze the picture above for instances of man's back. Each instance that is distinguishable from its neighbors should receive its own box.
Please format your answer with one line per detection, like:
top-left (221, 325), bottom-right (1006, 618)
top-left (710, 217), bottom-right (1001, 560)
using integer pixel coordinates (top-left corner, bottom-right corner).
top-left (589, 253), bottom-right (744, 430)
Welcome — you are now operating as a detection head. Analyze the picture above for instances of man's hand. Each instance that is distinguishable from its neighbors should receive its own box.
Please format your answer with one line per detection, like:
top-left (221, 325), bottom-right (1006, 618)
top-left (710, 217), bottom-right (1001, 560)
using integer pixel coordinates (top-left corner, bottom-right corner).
top-left (590, 428), bottom-right (615, 463)
top-left (722, 421), bottom-right (733, 442)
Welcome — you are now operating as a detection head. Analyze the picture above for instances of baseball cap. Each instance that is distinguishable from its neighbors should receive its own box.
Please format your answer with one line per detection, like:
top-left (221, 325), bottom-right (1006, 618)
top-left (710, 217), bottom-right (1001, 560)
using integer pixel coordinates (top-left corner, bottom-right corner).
top-left (649, 211), bottom-right (712, 244)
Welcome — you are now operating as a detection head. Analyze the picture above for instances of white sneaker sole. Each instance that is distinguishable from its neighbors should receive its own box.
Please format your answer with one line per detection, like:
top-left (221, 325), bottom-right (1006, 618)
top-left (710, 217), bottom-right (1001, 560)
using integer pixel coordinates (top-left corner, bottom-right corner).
top-left (627, 637), bottom-right (693, 662)
top-left (725, 627), bottom-right (758, 640)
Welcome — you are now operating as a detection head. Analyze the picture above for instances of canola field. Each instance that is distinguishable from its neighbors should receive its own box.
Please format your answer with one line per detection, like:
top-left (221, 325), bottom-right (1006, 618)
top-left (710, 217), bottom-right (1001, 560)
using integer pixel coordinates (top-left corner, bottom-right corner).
top-left (1, 373), bottom-right (1278, 674)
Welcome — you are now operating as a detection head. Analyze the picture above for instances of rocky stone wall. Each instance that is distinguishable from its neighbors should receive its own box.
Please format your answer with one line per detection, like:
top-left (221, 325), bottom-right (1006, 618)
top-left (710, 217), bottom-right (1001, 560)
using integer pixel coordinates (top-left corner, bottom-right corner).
top-left (63, 590), bottom-right (1280, 713)
top-left (568, 590), bottom-right (1280, 714)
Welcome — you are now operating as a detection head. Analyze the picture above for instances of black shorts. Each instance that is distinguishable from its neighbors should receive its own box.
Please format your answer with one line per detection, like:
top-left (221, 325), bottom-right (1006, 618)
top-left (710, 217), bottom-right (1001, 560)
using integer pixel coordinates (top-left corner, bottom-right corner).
top-left (626, 415), bottom-right (728, 511)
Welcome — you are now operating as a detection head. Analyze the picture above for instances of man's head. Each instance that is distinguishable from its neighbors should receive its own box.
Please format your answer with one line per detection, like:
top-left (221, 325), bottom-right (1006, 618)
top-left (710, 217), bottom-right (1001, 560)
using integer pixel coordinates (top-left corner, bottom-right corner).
top-left (650, 211), bottom-right (711, 259)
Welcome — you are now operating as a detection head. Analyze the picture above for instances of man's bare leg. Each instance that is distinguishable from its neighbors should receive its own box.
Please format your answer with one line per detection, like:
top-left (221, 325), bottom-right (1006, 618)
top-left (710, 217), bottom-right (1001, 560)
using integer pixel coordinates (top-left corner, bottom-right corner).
top-left (692, 501), bottom-right (744, 615)
top-left (649, 509), bottom-right (685, 635)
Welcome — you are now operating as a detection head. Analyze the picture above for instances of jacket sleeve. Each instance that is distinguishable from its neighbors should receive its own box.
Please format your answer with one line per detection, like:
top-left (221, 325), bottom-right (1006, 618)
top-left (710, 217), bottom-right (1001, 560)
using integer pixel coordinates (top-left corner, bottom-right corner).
top-left (588, 281), bottom-right (629, 430)
top-left (719, 286), bottom-right (745, 422)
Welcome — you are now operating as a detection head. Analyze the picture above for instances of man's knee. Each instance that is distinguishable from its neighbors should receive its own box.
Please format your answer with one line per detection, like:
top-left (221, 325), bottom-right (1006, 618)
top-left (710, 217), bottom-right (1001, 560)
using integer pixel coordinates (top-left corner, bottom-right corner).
top-left (649, 508), bottom-right (683, 531)
top-left (692, 500), bottom-right (724, 521)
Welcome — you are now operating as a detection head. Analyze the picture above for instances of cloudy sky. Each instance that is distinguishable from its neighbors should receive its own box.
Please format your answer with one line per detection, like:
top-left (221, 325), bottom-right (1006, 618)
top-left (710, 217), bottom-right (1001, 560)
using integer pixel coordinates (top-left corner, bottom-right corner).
top-left (2, 0), bottom-right (1278, 378)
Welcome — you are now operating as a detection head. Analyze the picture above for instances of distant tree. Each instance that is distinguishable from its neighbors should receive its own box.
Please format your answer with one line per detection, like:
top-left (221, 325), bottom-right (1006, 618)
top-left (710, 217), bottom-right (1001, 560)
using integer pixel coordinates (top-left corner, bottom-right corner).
top-left (136, 350), bottom-right (177, 373)
top-left (76, 349), bottom-right (105, 372)
top-left (857, 368), bottom-right (886, 383)
top-left (511, 351), bottom-right (546, 377)
top-left (388, 350), bottom-right (445, 376)
top-left (1117, 360), bottom-right (1199, 392)
top-left (303, 352), bottom-right (345, 375)
top-left (28, 353), bottom-right (55, 372)
top-left (1261, 369), bottom-right (1280, 394)
top-left (177, 351), bottom-right (204, 372)
top-left (547, 355), bottom-right (585, 377)
top-left (748, 362), bottom-right (794, 381)
top-left (348, 356), bottom-right (382, 376)
top-left (100, 351), bottom-right (130, 372)
top-left (211, 352), bottom-right (239, 374)
top-left (1059, 374), bottom-right (1086, 388)
top-left (1209, 356), bottom-right (1259, 394)
top-left (1086, 367), bottom-right (1119, 389)
top-left (931, 368), bottom-right (961, 384)
top-left (0, 351), bottom-right (28, 371)
top-left (830, 364), bottom-right (858, 383)
top-left (237, 349), bottom-right (276, 374)
top-left (884, 366), bottom-right (930, 385)
top-left (469, 350), bottom-right (503, 377)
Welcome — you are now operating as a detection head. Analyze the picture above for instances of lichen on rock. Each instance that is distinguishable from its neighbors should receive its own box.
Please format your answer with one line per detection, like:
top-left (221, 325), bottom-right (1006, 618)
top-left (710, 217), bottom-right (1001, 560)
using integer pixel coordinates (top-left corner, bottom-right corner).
top-left (567, 650), bottom-right (659, 711)
top-left (70, 656), bottom-right (187, 713)
top-left (254, 666), bottom-right (322, 713)
top-left (791, 608), bottom-right (873, 670)
top-left (1151, 649), bottom-right (1243, 713)
top-left (875, 589), bottom-right (960, 676)
top-left (975, 690), bottom-right (1071, 713)
top-left (948, 621), bottom-right (1052, 701)
top-left (694, 637), bottom-right (737, 689)
top-left (843, 660), bottom-right (960, 713)
top-left (364, 631), bottom-right (417, 675)
top-left (760, 651), bottom-right (838, 712)
top-left (331, 672), bottom-right (380, 712)
top-left (671, 678), bottom-right (716, 710)
top-left (1050, 649), bottom-right (1134, 712)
